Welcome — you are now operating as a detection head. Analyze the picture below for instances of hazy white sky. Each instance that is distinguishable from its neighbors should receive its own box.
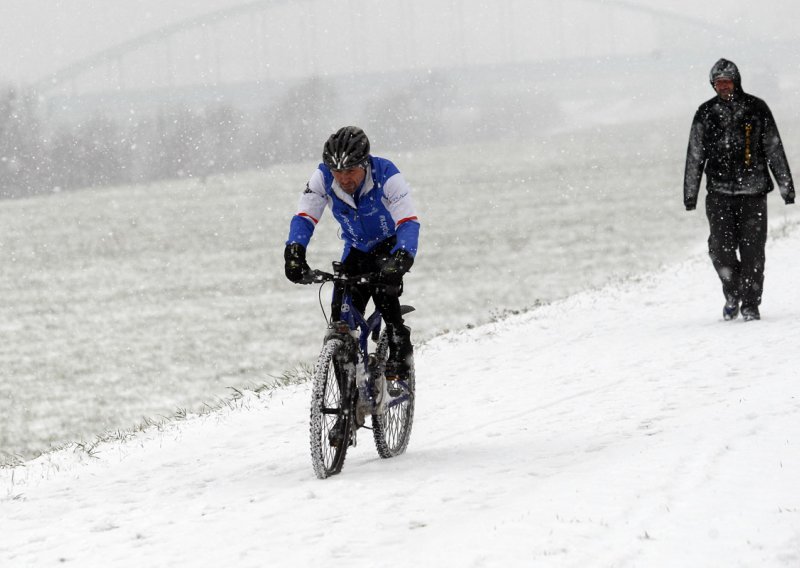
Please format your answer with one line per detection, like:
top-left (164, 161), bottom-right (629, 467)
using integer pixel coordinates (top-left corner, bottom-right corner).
top-left (0, 0), bottom-right (796, 87)
top-left (0, 0), bottom-right (244, 84)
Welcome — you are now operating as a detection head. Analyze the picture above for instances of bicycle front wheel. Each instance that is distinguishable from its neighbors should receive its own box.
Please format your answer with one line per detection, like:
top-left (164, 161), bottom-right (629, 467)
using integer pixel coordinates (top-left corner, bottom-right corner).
top-left (372, 331), bottom-right (416, 458)
top-left (309, 339), bottom-right (352, 479)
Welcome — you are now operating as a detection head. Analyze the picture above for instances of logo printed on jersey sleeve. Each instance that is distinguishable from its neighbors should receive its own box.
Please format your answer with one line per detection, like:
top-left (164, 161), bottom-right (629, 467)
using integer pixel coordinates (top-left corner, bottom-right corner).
top-left (379, 215), bottom-right (391, 236)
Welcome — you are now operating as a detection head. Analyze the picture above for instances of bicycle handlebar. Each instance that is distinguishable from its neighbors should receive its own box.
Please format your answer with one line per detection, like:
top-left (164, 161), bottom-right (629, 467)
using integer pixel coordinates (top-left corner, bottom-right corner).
top-left (300, 269), bottom-right (373, 285)
top-left (299, 269), bottom-right (400, 295)
top-left (298, 269), bottom-right (334, 285)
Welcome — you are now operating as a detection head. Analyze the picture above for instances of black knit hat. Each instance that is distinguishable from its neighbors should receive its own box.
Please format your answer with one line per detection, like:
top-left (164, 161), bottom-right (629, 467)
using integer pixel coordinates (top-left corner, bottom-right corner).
top-left (709, 58), bottom-right (741, 87)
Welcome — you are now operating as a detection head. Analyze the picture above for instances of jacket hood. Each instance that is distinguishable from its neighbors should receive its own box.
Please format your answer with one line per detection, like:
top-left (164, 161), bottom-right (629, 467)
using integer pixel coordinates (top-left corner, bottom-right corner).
top-left (709, 58), bottom-right (742, 92)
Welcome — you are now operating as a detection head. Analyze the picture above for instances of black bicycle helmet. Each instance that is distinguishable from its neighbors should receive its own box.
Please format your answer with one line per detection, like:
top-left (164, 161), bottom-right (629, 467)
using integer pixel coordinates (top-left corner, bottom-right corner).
top-left (322, 126), bottom-right (370, 170)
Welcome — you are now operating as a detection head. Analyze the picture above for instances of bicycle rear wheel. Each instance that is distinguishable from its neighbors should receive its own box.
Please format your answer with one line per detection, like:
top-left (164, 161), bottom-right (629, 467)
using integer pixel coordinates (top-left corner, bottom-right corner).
top-left (372, 331), bottom-right (416, 458)
top-left (309, 339), bottom-right (352, 479)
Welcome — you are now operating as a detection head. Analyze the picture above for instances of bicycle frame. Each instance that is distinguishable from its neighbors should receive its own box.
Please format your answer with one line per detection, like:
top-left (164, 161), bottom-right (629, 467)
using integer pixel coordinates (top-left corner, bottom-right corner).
top-left (314, 262), bottom-right (410, 416)
top-left (330, 273), bottom-right (383, 371)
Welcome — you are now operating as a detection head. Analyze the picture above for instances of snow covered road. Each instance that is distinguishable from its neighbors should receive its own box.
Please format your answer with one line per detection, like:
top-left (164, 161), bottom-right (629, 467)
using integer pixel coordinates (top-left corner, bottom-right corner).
top-left (2, 226), bottom-right (800, 567)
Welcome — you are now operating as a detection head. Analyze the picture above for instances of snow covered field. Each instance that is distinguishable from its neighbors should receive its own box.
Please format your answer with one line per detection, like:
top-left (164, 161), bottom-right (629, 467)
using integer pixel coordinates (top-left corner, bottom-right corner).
top-left (2, 219), bottom-right (799, 567)
top-left (0, 117), bottom-right (739, 462)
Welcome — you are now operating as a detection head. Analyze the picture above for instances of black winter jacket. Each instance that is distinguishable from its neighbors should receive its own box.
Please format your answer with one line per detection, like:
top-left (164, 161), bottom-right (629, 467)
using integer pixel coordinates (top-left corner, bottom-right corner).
top-left (684, 92), bottom-right (795, 210)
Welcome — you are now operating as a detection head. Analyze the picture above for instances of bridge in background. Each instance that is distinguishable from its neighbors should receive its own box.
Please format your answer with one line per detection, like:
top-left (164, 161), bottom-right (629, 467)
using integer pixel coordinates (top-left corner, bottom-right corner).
top-left (31, 0), bottom-right (746, 98)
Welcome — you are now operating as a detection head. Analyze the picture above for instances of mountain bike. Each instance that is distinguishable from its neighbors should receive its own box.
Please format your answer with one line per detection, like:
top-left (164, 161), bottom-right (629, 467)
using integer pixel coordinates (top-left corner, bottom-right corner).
top-left (303, 262), bottom-right (415, 479)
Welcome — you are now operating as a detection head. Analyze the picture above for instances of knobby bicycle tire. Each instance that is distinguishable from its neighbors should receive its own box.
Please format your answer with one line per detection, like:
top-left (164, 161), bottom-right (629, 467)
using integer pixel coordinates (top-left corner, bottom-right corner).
top-left (309, 338), bottom-right (352, 479)
top-left (372, 330), bottom-right (416, 458)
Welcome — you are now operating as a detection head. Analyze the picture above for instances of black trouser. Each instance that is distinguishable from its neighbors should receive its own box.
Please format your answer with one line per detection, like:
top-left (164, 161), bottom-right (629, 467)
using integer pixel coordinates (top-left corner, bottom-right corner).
top-left (705, 193), bottom-right (768, 308)
top-left (331, 237), bottom-right (404, 328)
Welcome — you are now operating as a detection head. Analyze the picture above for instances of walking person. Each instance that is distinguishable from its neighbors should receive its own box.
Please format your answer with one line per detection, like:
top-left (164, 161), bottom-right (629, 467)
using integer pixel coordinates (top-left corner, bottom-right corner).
top-left (684, 58), bottom-right (795, 321)
top-left (284, 126), bottom-right (420, 377)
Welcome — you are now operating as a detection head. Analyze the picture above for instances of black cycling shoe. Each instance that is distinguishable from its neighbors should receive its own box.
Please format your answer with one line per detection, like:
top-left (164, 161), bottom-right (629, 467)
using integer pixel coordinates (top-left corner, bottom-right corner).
top-left (385, 359), bottom-right (409, 379)
top-left (384, 362), bottom-right (409, 398)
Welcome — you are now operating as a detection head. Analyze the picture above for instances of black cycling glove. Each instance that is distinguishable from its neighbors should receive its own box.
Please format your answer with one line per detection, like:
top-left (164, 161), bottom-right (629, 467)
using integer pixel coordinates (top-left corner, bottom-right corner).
top-left (379, 249), bottom-right (414, 285)
top-left (284, 243), bottom-right (310, 283)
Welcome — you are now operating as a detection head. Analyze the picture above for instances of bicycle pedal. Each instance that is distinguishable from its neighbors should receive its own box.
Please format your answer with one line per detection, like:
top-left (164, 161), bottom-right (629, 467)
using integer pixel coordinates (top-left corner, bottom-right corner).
top-left (386, 378), bottom-right (403, 397)
top-left (329, 432), bottom-right (355, 448)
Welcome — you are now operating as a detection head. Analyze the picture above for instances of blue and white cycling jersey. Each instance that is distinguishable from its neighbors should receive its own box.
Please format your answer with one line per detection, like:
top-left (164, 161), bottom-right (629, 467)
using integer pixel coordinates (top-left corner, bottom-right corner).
top-left (286, 156), bottom-right (420, 258)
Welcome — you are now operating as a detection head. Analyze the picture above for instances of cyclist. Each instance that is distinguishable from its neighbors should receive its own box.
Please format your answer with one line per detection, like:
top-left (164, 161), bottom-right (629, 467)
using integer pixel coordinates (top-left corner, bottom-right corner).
top-left (284, 126), bottom-right (420, 379)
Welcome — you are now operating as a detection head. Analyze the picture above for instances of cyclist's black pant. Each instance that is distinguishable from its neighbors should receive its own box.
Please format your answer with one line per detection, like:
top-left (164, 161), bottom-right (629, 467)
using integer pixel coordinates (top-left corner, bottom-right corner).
top-left (331, 237), bottom-right (404, 328)
top-left (705, 192), bottom-right (767, 308)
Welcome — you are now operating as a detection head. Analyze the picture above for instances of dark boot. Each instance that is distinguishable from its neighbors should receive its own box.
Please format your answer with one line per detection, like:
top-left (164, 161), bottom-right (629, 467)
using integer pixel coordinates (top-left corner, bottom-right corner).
top-left (723, 295), bottom-right (740, 321)
top-left (741, 305), bottom-right (760, 321)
